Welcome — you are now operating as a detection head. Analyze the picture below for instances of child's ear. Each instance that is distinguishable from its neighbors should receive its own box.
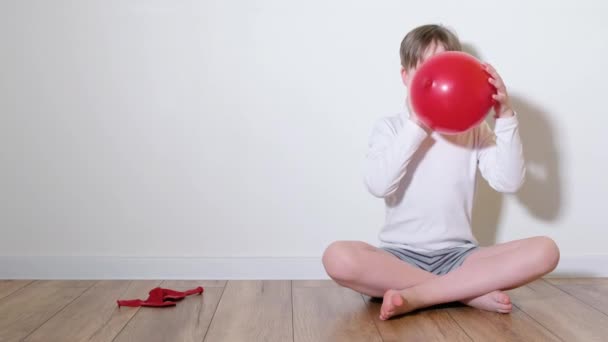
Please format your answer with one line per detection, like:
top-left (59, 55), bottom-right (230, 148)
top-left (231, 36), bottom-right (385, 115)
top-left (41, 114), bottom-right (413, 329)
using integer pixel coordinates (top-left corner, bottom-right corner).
top-left (401, 67), bottom-right (409, 86)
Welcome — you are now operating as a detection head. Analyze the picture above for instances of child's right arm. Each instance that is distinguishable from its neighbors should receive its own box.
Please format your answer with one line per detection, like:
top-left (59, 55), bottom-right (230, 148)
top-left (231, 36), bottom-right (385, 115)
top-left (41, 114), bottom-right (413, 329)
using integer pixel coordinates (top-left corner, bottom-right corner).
top-left (363, 117), bottom-right (428, 198)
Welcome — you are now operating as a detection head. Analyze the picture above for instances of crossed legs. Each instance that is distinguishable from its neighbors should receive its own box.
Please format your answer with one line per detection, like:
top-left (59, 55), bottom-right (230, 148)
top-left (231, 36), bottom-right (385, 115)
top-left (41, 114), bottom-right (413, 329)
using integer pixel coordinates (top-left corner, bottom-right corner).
top-left (322, 236), bottom-right (559, 320)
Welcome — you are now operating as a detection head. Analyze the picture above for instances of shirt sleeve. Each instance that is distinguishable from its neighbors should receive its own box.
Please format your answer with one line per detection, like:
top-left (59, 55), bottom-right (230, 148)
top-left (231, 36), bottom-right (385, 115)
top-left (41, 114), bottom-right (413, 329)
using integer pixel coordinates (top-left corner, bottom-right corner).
top-left (363, 117), bottom-right (429, 198)
top-left (477, 114), bottom-right (526, 193)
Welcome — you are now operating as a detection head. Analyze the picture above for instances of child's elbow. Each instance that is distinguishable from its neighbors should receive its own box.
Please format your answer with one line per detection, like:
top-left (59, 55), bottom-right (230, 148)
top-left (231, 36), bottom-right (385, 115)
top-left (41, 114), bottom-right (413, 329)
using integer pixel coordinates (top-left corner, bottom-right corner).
top-left (364, 177), bottom-right (397, 198)
top-left (493, 170), bottom-right (526, 193)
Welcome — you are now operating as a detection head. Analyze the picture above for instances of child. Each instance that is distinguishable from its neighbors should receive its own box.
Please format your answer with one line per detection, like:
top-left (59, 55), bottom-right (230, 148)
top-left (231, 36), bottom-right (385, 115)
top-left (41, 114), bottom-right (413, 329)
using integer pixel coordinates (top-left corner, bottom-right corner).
top-left (322, 24), bottom-right (559, 320)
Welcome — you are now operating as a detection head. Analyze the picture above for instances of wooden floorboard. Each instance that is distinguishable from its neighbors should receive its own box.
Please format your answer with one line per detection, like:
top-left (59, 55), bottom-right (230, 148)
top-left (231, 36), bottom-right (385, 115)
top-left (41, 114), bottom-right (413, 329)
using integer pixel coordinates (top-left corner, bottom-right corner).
top-left (446, 304), bottom-right (560, 341)
top-left (88, 280), bottom-right (163, 342)
top-left (30, 280), bottom-right (98, 288)
top-left (1, 278), bottom-right (608, 342)
top-left (508, 279), bottom-right (608, 341)
top-left (0, 280), bottom-right (33, 300)
top-left (203, 280), bottom-right (292, 342)
top-left (23, 280), bottom-right (161, 342)
top-left (548, 278), bottom-right (608, 316)
top-left (292, 280), bottom-right (340, 288)
top-left (0, 281), bottom-right (92, 342)
top-left (160, 280), bottom-right (227, 288)
top-left (365, 297), bottom-right (471, 342)
top-left (294, 286), bottom-right (381, 342)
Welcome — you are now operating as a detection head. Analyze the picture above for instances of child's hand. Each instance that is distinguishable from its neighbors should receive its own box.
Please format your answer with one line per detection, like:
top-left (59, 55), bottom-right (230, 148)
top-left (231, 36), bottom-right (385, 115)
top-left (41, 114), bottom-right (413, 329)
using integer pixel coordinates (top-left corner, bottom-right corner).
top-left (483, 63), bottom-right (514, 118)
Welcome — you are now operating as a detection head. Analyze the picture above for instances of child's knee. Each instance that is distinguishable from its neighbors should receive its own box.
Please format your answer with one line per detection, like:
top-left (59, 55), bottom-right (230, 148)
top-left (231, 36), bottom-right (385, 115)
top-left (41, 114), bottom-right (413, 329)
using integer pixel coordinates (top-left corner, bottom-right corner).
top-left (322, 241), bottom-right (361, 282)
top-left (533, 236), bottom-right (560, 272)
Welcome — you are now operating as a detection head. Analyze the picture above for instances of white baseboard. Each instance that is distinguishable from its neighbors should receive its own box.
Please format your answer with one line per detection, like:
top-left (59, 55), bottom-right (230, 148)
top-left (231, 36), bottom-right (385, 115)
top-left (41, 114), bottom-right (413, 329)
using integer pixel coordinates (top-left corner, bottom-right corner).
top-left (544, 255), bottom-right (608, 278)
top-left (0, 255), bottom-right (606, 279)
top-left (0, 256), bottom-right (329, 280)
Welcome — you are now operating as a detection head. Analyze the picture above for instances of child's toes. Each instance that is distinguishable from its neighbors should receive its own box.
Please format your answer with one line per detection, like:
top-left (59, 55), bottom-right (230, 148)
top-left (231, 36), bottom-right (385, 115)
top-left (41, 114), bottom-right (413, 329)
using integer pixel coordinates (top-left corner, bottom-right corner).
top-left (497, 303), bottom-right (513, 313)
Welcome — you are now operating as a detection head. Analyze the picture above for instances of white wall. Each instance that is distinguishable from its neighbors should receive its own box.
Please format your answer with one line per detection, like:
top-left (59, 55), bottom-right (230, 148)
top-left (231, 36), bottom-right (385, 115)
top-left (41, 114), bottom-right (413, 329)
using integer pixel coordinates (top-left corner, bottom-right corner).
top-left (1, 0), bottom-right (607, 278)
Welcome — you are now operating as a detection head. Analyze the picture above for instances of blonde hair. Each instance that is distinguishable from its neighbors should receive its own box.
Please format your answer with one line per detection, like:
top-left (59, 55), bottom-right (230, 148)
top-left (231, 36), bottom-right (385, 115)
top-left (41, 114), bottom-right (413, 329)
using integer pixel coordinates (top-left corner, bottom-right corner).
top-left (399, 24), bottom-right (462, 70)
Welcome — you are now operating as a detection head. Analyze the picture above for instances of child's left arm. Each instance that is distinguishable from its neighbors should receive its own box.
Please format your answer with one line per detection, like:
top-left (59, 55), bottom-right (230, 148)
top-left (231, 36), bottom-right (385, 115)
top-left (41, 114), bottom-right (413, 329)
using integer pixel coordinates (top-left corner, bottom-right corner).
top-left (476, 63), bottom-right (526, 193)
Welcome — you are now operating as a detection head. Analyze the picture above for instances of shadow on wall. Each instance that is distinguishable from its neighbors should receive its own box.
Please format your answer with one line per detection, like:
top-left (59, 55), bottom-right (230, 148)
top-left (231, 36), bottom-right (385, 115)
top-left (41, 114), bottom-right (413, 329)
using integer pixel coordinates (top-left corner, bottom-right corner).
top-left (463, 43), bottom-right (563, 245)
top-left (512, 96), bottom-right (563, 221)
top-left (472, 96), bottom-right (563, 245)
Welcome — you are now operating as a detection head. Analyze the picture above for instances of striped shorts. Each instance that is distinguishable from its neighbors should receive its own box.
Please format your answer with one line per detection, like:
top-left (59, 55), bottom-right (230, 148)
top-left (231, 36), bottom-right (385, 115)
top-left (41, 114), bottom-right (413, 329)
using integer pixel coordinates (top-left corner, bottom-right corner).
top-left (380, 245), bottom-right (478, 275)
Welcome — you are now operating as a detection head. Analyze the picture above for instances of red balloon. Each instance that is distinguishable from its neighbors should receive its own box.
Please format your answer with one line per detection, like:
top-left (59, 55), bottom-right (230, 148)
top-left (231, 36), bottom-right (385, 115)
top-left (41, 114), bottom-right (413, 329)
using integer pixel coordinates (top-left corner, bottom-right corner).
top-left (410, 51), bottom-right (496, 134)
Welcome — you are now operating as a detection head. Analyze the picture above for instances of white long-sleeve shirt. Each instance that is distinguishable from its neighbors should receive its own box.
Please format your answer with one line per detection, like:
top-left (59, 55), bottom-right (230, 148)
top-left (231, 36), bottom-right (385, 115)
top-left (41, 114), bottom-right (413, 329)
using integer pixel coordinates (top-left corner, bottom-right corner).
top-left (364, 108), bottom-right (525, 252)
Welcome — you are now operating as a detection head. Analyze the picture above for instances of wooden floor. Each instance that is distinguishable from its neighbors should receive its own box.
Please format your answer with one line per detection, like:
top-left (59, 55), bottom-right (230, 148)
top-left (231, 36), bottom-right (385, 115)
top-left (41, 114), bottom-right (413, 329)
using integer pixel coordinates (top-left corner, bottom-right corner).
top-left (1, 278), bottom-right (607, 341)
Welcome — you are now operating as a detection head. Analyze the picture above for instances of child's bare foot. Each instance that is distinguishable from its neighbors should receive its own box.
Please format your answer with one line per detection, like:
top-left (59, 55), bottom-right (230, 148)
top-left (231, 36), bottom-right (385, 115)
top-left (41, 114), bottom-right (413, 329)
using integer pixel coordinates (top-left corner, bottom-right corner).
top-left (462, 290), bottom-right (512, 313)
top-left (379, 289), bottom-right (512, 320)
top-left (379, 289), bottom-right (416, 320)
